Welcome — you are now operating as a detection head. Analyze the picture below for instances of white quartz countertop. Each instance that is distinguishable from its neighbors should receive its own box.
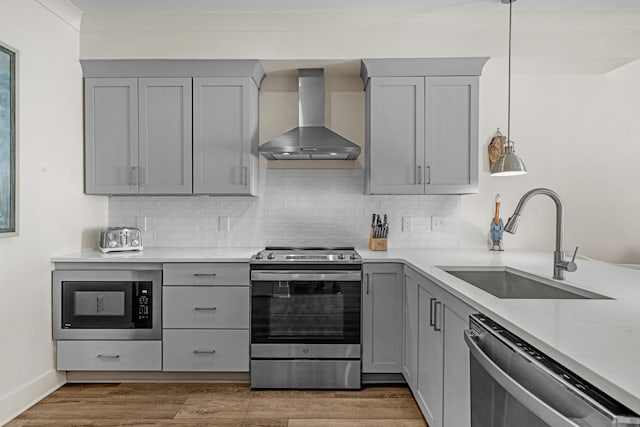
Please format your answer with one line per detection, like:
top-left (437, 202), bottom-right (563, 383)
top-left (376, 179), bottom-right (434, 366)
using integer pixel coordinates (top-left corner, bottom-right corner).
top-left (50, 247), bottom-right (262, 263)
top-left (51, 247), bottom-right (640, 413)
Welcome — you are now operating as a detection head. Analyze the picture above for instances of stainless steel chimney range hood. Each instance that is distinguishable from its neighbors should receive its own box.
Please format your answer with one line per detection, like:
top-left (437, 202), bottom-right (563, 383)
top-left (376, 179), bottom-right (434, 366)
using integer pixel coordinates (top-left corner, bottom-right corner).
top-left (259, 68), bottom-right (361, 161)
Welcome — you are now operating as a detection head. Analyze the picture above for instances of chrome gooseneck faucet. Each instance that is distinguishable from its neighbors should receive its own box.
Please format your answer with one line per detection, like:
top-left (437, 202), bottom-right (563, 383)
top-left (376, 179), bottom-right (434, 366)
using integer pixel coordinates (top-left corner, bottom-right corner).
top-left (504, 188), bottom-right (578, 280)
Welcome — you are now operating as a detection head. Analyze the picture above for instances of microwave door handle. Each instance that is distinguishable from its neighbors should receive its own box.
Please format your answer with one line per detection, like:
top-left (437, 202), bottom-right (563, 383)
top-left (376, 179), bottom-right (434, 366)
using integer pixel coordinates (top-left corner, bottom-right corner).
top-left (464, 330), bottom-right (580, 427)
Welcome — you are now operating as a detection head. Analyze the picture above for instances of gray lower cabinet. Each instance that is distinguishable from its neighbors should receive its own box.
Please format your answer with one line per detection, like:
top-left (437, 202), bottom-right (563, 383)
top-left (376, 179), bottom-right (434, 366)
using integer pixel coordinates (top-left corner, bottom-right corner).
top-left (416, 277), bottom-right (444, 427)
top-left (402, 267), bottom-right (419, 389)
top-left (84, 77), bottom-right (192, 195)
top-left (404, 266), bottom-right (475, 427)
top-left (362, 263), bottom-right (404, 373)
top-left (193, 78), bottom-right (259, 195)
top-left (162, 329), bottom-right (250, 372)
top-left (162, 262), bottom-right (250, 372)
top-left (82, 60), bottom-right (264, 196)
top-left (56, 340), bottom-right (162, 371)
top-left (361, 58), bottom-right (488, 195)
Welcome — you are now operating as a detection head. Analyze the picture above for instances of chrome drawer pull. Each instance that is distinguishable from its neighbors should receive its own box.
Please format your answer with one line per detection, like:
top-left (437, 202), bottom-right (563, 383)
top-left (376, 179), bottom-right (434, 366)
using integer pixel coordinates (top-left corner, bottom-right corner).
top-left (97, 354), bottom-right (120, 359)
top-left (193, 349), bottom-right (216, 354)
top-left (193, 273), bottom-right (217, 277)
top-left (194, 307), bottom-right (217, 311)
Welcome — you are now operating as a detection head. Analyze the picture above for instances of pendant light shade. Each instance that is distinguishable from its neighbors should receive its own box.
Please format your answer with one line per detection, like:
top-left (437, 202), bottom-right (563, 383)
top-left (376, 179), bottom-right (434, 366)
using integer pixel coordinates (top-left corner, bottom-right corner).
top-left (490, 141), bottom-right (527, 176)
top-left (491, 0), bottom-right (528, 177)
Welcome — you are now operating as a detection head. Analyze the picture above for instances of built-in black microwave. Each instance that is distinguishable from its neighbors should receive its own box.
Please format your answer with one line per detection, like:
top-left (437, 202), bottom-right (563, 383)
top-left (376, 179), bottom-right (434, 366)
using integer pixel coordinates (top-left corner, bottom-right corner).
top-left (52, 269), bottom-right (161, 340)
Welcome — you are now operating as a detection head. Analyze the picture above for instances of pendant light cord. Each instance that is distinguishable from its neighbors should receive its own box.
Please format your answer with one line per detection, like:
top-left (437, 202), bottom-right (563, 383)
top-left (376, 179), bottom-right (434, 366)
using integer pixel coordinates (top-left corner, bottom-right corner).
top-left (507, 0), bottom-right (513, 149)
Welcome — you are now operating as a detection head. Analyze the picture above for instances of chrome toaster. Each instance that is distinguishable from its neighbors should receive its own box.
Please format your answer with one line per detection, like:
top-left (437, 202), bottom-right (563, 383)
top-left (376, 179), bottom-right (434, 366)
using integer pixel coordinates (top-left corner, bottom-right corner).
top-left (99, 227), bottom-right (143, 253)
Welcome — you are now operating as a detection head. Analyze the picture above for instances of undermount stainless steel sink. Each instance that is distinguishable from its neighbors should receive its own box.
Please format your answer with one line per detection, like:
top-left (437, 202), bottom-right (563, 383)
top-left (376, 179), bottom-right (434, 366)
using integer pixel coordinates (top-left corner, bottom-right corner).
top-left (441, 267), bottom-right (611, 300)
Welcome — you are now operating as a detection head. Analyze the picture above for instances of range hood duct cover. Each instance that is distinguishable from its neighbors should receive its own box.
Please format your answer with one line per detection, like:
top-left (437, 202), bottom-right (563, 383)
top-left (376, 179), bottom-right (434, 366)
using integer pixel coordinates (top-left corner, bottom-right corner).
top-left (259, 68), bottom-right (361, 160)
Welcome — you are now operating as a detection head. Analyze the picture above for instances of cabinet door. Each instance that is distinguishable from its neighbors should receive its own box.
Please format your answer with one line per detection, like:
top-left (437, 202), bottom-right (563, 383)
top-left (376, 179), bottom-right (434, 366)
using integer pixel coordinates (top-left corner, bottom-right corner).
top-left (85, 78), bottom-right (138, 195)
top-left (362, 263), bottom-right (403, 373)
top-left (193, 78), bottom-right (255, 195)
top-left (425, 76), bottom-right (479, 194)
top-left (402, 267), bottom-right (419, 388)
top-left (416, 282), bottom-right (443, 427)
top-left (366, 77), bottom-right (425, 195)
top-left (138, 78), bottom-right (192, 194)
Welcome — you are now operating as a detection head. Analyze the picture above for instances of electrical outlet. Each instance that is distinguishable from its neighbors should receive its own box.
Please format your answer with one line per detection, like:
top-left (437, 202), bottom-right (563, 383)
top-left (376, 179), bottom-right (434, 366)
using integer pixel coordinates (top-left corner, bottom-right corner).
top-left (136, 216), bottom-right (147, 231)
top-left (218, 216), bottom-right (230, 232)
top-left (402, 216), bottom-right (413, 232)
top-left (431, 216), bottom-right (446, 232)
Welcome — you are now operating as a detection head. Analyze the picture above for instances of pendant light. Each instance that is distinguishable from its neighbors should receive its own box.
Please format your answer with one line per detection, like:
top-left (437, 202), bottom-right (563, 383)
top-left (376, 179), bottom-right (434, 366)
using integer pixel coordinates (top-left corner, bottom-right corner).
top-left (491, 0), bottom-right (527, 176)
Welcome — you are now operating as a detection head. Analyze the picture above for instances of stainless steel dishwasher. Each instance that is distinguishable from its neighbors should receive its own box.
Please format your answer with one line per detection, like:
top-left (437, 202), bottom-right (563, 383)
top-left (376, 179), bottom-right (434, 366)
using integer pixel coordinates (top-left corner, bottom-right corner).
top-left (464, 314), bottom-right (640, 427)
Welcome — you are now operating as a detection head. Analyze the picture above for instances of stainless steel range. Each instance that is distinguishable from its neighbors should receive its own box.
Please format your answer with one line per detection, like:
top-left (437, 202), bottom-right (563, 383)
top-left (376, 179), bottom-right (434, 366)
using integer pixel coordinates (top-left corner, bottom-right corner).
top-left (250, 247), bottom-right (362, 389)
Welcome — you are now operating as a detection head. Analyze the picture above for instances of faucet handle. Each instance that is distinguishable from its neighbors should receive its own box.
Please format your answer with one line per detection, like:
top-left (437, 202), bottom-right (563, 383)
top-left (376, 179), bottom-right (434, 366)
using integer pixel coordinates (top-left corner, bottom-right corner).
top-left (570, 246), bottom-right (579, 263)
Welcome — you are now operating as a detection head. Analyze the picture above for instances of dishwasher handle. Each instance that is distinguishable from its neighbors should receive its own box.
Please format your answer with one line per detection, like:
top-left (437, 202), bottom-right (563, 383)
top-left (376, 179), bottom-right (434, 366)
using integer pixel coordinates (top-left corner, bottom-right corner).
top-left (464, 329), bottom-right (581, 427)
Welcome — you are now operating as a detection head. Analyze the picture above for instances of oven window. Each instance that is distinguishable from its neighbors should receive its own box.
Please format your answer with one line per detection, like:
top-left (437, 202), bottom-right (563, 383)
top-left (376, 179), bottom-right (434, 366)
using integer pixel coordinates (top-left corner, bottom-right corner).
top-left (251, 280), bottom-right (360, 344)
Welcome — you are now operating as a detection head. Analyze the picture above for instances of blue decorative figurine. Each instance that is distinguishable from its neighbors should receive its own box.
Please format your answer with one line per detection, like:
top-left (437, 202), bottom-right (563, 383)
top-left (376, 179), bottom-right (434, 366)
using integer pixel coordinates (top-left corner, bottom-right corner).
top-left (491, 193), bottom-right (504, 251)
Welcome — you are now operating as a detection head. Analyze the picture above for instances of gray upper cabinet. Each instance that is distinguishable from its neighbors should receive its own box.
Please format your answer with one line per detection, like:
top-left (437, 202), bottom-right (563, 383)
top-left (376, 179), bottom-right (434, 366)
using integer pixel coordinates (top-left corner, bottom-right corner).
top-left (84, 77), bottom-right (192, 195)
top-left (84, 78), bottom-right (139, 195)
top-left (366, 77), bottom-right (425, 195)
top-left (361, 58), bottom-right (488, 195)
top-left (138, 78), bottom-right (192, 194)
top-left (193, 78), bottom-right (258, 195)
top-left (81, 60), bottom-right (264, 196)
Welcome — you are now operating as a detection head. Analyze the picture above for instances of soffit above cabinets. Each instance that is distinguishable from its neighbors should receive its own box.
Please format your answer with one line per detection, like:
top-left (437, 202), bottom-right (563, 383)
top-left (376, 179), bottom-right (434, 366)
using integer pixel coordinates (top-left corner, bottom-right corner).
top-left (69, 0), bottom-right (640, 13)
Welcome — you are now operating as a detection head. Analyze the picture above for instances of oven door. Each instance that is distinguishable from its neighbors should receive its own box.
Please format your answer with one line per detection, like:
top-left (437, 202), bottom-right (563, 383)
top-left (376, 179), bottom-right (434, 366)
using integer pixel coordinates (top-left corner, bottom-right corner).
top-left (52, 270), bottom-right (161, 340)
top-left (250, 270), bottom-right (361, 345)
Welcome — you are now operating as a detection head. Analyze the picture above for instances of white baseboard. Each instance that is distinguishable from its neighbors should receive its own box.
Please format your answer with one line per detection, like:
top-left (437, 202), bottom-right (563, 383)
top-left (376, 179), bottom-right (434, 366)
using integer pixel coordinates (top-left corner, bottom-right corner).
top-left (0, 369), bottom-right (66, 426)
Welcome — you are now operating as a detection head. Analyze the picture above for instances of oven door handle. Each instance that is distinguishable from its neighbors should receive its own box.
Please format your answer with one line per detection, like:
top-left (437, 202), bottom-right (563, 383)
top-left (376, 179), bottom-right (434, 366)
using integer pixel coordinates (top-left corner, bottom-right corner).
top-left (464, 330), bottom-right (580, 427)
top-left (251, 271), bottom-right (362, 282)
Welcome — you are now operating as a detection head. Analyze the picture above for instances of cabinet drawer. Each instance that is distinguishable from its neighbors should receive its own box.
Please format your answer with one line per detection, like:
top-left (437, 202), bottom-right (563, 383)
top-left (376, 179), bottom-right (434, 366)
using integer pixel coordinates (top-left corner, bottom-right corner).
top-left (163, 263), bottom-right (248, 286)
top-left (56, 341), bottom-right (162, 371)
top-left (163, 329), bottom-right (249, 372)
top-left (163, 286), bottom-right (249, 329)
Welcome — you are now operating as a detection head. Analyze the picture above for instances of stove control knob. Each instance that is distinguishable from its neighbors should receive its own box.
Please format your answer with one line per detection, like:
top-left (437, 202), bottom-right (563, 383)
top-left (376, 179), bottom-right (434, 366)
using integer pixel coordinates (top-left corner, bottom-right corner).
top-left (267, 252), bottom-right (275, 260)
top-left (255, 252), bottom-right (263, 260)
top-left (131, 240), bottom-right (139, 247)
top-left (338, 253), bottom-right (346, 260)
top-left (350, 252), bottom-right (358, 260)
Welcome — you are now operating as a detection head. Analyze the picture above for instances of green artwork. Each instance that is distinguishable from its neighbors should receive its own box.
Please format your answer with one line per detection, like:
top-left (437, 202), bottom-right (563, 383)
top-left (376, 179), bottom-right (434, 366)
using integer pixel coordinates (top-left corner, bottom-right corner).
top-left (0, 44), bottom-right (15, 233)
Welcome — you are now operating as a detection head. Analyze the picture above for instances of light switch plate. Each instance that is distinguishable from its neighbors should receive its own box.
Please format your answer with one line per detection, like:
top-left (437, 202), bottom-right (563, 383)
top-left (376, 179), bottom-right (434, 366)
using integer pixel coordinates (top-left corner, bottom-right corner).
top-left (402, 216), bottom-right (413, 232)
top-left (431, 216), bottom-right (446, 232)
top-left (218, 216), bottom-right (230, 232)
top-left (136, 216), bottom-right (147, 231)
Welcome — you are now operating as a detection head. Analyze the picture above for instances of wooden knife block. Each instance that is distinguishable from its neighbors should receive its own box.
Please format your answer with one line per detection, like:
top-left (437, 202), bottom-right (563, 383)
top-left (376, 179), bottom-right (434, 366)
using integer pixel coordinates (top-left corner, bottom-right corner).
top-left (368, 237), bottom-right (388, 251)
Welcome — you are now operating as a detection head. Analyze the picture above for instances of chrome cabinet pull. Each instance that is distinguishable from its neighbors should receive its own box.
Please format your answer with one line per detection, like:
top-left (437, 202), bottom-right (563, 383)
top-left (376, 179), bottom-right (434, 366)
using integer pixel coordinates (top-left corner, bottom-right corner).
top-left (139, 166), bottom-right (146, 186)
top-left (426, 166), bottom-right (431, 184)
top-left (429, 297), bottom-right (436, 326)
top-left (97, 354), bottom-right (120, 359)
top-left (433, 301), bottom-right (442, 332)
top-left (366, 273), bottom-right (370, 295)
top-left (193, 349), bottom-right (216, 354)
top-left (193, 273), bottom-right (217, 278)
top-left (417, 166), bottom-right (422, 184)
top-left (194, 307), bottom-right (217, 311)
top-left (129, 166), bottom-right (137, 186)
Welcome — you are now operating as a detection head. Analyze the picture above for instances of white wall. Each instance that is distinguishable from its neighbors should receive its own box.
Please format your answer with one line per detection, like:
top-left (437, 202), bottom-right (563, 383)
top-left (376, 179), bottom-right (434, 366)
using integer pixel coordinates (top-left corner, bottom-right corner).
top-left (78, 10), bottom-right (640, 263)
top-left (0, 0), bottom-right (107, 423)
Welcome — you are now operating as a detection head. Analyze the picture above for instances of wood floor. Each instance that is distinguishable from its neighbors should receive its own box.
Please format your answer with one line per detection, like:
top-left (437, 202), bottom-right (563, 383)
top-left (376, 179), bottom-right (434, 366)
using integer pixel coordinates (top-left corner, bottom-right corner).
top-left (7, 383), bottom-right (428, 427)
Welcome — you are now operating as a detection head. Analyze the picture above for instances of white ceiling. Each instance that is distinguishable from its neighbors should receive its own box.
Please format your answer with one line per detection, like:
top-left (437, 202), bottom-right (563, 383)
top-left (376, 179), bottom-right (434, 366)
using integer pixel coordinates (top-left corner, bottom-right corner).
top-left (68, 0), bottom-right (640, 13)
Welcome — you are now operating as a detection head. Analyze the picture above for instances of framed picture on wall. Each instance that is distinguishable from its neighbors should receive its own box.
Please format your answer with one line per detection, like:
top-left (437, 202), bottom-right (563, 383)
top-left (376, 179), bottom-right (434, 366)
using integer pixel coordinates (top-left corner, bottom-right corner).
top-left (0, 42), bottom-right (16, 235)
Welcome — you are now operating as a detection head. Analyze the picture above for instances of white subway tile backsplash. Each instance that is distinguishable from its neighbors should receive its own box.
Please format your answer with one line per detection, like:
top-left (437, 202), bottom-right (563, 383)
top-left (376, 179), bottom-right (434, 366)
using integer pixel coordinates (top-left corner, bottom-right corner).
top-left (108, 169), bottom-right (461, 248)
